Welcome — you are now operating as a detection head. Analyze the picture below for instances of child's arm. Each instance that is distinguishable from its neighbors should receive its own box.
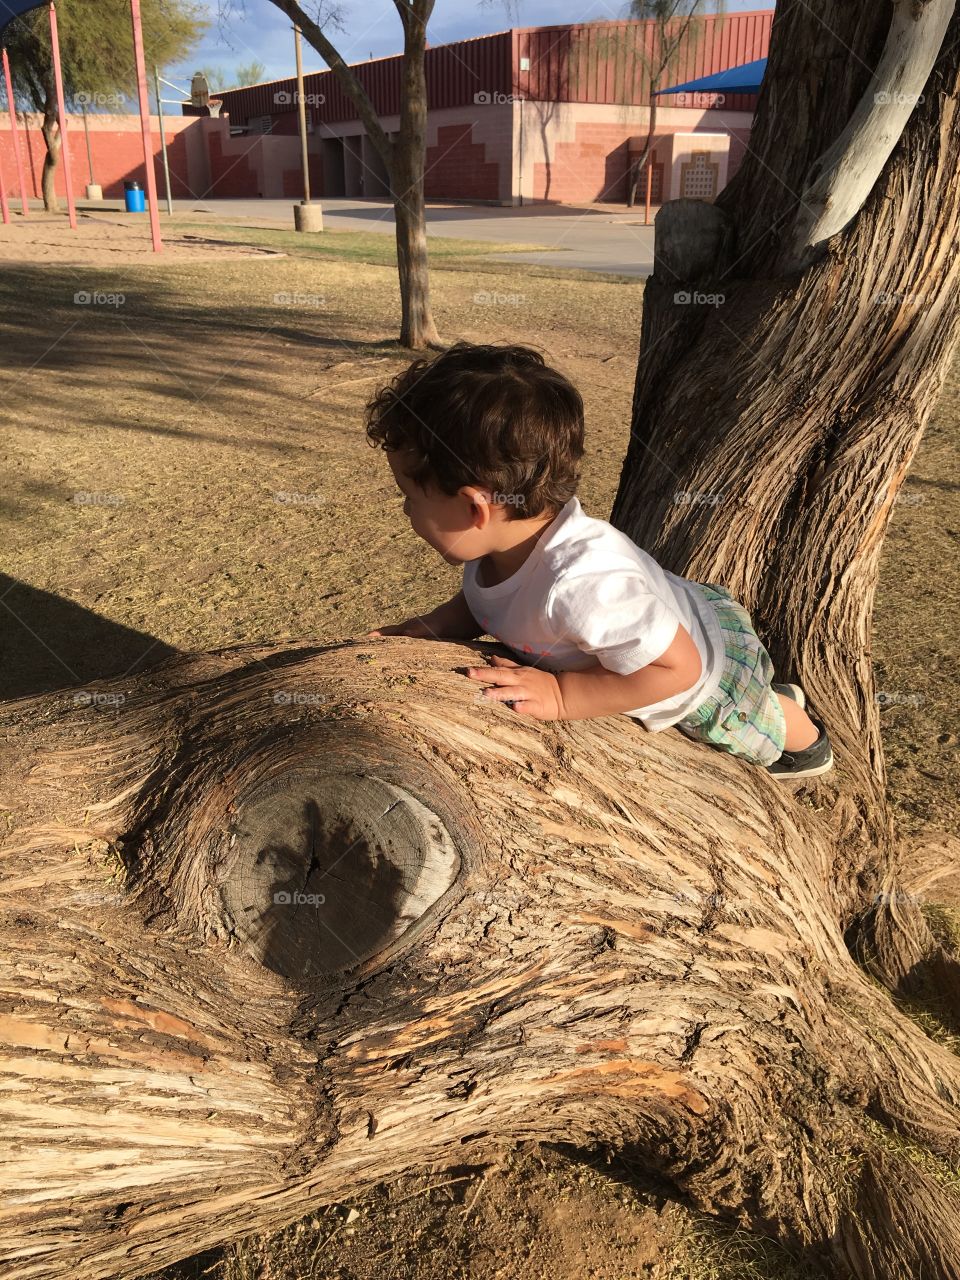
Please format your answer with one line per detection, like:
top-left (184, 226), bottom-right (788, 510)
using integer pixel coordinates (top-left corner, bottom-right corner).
top-left (368, 590), bottom-right (484, 641)
top-left (468, 624), bottom-right (702, 721)
top-left (556, 624), bottom-right (702, 720)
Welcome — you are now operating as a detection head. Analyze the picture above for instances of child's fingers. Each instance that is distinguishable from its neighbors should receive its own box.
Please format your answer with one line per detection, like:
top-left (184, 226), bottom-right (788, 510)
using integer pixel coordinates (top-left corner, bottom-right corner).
top-left (480, 683), bottom-right (527, 703)
top-left (500, 696), bottom-right (539, 717)
top-left (466, 666), bottom-right (521, 685)
top-left (366, 624), bottom-right (420, 637)
top-left (487, 655), bottom-right (520, 667)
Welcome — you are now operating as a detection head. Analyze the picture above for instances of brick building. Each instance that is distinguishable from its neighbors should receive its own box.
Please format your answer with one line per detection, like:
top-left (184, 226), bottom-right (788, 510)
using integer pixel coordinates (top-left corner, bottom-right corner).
top-left (216, 10), bottom-right (774, 204)
top-left (0, 11), bottom-right (773, 205)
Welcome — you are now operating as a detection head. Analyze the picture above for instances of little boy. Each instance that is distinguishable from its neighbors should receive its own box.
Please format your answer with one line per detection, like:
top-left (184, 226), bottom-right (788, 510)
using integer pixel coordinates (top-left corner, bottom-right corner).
top-left (364, 341), bottom-right (833, 780)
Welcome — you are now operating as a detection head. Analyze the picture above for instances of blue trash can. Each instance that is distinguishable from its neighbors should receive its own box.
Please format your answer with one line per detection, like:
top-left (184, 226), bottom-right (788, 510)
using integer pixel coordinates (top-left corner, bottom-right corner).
top-left (123, 180), bottom-right (145, 213)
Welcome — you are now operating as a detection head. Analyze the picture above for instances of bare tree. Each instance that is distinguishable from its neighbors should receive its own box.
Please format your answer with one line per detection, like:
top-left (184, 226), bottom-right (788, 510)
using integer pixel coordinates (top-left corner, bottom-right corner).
top-left (264, 0), bottom-right (440, 349)
top-left (621, 0), bottom-right (716, 207)
top-left (3, 4), bottom-right (960, 1279)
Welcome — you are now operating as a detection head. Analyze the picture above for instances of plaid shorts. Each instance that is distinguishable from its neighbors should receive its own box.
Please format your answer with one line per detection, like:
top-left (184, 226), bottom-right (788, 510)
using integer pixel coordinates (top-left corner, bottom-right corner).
top-left (674, 583), bottom-right (787, 766)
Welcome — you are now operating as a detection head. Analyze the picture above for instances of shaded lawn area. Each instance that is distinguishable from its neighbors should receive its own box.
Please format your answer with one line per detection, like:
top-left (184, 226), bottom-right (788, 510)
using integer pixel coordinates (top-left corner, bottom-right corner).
top-left (0, 243), bottom-right (954, 832)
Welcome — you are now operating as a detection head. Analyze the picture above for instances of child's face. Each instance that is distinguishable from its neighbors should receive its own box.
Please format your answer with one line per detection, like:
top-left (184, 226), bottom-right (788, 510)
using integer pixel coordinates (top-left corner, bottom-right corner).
top-left (387, 449), bottom-right (502, 564)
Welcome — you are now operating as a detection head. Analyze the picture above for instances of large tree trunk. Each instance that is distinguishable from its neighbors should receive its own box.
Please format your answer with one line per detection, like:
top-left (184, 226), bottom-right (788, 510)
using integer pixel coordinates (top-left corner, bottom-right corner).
top-left (4, 2), bottom-right (960, 1278)
top-left (391, 0), bottom-right (441, 350)
top-left (611, 0), bottom-right (960, 968)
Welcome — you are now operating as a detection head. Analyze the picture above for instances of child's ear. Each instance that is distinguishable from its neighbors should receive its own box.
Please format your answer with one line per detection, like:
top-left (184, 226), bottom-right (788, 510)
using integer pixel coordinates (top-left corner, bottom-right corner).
top-left (458, 485), bottom-right (496, 528)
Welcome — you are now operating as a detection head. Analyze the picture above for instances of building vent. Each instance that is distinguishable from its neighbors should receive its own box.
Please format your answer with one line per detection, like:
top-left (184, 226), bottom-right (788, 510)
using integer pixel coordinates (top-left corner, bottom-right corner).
top-left (680, 151), bottom-right (719, 200)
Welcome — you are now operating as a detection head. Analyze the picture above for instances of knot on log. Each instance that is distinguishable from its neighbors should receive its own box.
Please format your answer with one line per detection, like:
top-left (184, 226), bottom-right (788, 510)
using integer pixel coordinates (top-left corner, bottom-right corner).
top-left (217, 769), bottom-right (460, 981)
top-left (116, 676), bottom-right (470, 989)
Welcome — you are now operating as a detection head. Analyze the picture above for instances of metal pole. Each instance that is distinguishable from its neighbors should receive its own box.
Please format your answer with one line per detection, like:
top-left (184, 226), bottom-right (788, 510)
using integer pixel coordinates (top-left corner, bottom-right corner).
top-left (81, 101), bottom-right (94, 183)
top-left (48, 4), bottom-right (76, 228)
top-left (128, 0), bottom-right (162, 251)
top-left (2, 48), bottom-right (29, 215)
top-left (0, 151), bottom-right (10, 224)
top-left (294, 24), bottom-right (310, 202)
top-left (154, 65), bottom-right (173, 215)
top-left (518, 97), bottom-right (523, 207)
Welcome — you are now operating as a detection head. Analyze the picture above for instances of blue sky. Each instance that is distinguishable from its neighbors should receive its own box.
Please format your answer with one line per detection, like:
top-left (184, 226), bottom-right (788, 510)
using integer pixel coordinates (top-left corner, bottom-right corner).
top-left (164, 0), bottom-right (772, 93)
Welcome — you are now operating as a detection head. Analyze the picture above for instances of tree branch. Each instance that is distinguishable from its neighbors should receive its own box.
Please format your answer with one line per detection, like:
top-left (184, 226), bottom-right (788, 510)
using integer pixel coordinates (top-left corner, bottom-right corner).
top-left (266, 0), bottom-right (392, 164)
top-left (784, 0), bottom-right (954, 273)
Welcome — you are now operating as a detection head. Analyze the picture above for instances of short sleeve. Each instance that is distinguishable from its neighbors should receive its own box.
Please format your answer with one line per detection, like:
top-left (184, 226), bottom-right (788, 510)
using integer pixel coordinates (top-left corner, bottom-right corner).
top-left (546, 569), bottom-right (680, 674)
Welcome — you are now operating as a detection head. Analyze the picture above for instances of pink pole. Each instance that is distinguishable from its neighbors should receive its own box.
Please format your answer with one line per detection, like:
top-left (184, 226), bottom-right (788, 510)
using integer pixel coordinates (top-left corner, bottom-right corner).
top-left (128, 0), bottom-right (162, 252)
top-left (48, 3), bottom-right (77, 228)
top-left (2, 48), bottom-right (29, 215)
top-left (0, 152), bottom-right (10, 224)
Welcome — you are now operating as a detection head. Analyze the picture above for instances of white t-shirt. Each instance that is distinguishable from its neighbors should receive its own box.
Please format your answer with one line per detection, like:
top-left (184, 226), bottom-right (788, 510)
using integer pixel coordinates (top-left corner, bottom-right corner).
top-left (461, 496), bottom-right (726, 730)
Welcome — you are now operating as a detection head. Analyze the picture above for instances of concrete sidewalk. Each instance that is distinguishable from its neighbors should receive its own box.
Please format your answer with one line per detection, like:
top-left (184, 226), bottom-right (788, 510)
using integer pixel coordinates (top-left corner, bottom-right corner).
top-left (30, 196), bottom-right (657, 278)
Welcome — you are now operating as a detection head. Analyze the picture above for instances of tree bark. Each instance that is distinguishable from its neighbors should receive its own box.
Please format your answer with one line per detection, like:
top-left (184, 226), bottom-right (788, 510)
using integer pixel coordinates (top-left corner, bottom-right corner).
top-left (611, 0), bottom-right (960, 899)
top-left (4, 3), bottom-right (960, 1278)
top-left (39, 78), bottom-right (59, 213)
top-left (2, 638), bottom-right (960, 1280)
top-left (267, 0), bottom-right (440, 350)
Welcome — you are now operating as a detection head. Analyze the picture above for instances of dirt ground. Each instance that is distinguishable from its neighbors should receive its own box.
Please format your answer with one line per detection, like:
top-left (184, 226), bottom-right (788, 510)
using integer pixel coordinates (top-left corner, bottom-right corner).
top-left (155, 1144), bottom-right (827, 1280)
top-left (0, 209), bottom-right (295, 264)
top-left (2, 215), bottom-right (957, 1280)
top-left (0, 208), bottom-right (549, 267)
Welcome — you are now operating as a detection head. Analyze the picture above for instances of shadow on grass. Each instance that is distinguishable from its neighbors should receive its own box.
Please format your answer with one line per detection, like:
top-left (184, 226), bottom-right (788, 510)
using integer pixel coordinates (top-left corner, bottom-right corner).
top-left (0, 575), bottom-right (177, 701)
top-left (0, 262), bottom-right (404, 452)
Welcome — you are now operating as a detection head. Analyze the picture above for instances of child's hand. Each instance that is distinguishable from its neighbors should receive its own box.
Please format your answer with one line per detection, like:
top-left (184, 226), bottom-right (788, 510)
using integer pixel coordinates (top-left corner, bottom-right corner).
top-left (466, 655), bottom-right (566, 721)
top-left (366, 616), bottom-right (440, 639)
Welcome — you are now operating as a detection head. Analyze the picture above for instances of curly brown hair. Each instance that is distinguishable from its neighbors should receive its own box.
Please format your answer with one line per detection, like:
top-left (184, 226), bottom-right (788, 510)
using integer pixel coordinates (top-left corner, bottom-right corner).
top-left (363, 341), bottom-right (584, 519)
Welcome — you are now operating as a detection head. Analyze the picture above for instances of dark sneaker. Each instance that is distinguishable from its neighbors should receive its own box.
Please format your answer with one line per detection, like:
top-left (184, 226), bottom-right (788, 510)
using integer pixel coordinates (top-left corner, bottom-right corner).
top-left (767, 722), bottom-right (834, 780)
top-left (773, 682), bottom-right (806, 709)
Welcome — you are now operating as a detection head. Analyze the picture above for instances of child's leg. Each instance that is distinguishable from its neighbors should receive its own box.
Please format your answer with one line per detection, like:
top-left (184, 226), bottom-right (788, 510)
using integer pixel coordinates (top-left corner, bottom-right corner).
top-left (680, 583), bottom-right (828, 768)
top-left (776, 692), bottom-right (820, 751)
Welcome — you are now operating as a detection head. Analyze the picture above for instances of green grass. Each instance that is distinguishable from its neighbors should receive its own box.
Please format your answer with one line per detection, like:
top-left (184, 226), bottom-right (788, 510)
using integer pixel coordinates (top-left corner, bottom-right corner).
top-left (175, 219), bottom-right (561, 268)
top-left (860, 1115), bottom-right (960, 1194)
top-left (923, 901), bottom-right (960, 955)
top-left (666, 1215), bottom-right (832, 1280)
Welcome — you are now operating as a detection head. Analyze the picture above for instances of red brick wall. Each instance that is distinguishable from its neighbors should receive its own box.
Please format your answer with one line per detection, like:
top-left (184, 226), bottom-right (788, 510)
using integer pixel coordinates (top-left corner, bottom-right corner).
top-left (205, 128), bottom-right (260, 197)
top-left (0, 110), bottom-right (754, 205)
top-left (533, 119), bottom-right (744, 203)
top-left (0, 116), bottom-right (200, 200)
top-left (424, 123), bottom-right (500, 200)
top-left (533, 124), bottom-right (632, 202)
top-left (281, 152), bottom-right (323, 198)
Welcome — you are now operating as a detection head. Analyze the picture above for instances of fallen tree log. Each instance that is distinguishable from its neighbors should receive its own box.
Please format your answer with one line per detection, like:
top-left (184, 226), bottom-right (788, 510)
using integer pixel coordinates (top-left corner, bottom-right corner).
top-left (2, 636), bottom-right (960, 1278)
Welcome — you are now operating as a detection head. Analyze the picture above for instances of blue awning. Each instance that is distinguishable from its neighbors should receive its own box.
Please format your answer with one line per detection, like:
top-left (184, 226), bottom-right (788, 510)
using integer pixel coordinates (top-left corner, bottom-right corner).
top-left (654, 57), bottom-right (766, 96)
